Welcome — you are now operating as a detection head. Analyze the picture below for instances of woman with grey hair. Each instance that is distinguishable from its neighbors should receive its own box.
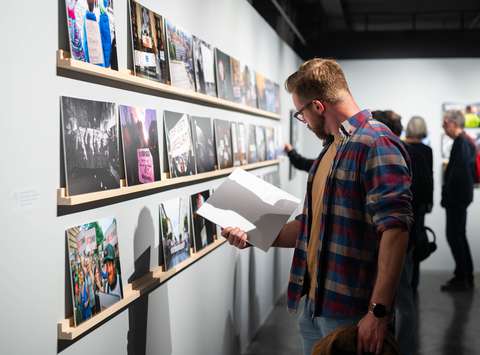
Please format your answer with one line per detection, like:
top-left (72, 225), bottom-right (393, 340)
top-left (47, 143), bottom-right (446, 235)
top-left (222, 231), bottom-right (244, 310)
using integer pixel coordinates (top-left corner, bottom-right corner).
top-left (404, 116), bottom-right (434, 294)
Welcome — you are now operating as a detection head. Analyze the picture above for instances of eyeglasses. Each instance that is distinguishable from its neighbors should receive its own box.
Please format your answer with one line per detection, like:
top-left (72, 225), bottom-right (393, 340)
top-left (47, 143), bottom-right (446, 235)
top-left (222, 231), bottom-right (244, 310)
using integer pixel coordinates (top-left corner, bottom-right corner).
top-left (293, 99), bottom-right (320, 123)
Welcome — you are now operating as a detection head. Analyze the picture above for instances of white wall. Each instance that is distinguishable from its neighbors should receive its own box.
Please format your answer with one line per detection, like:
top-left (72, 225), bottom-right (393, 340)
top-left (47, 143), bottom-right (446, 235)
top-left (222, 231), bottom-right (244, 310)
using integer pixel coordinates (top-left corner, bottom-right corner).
top-left (0, 1), bottom-right (302, 354)
top-left (302, 58), bottom-right (480, 272)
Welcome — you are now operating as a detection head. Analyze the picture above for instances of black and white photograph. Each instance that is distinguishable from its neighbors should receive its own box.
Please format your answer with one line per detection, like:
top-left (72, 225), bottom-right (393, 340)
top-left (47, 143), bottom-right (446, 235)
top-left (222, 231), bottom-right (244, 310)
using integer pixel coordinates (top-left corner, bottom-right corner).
top-left (129, 0), bottom-right (169, 83)
top-left (214, 119), bottom-right (234, 169)
top-left (247, 124), bottom-right (258, 163)
top-left (190, 115), bottom-right (216, 173)
top-left (166, 20), bottom-right (195, 91)
top-left (61, 96), bottom-right (120, 196)
top-left (215, 49), bottom-right (234, 101)
top-left (255, 125), bottom-right (267, 161)
top-left (119, 105), bottom-right (160, 186)
top-left (193, 36), bottom-right (216, 97)
top-left (164, 111), bottom-right (196, 177)
top-left (190, 190), bottom-right (216, 252)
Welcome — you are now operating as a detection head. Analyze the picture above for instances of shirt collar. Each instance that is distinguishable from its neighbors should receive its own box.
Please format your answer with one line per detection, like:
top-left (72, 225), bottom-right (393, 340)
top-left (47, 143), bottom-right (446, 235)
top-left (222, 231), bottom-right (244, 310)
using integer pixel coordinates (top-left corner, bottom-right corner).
top-left (340, 109), bottom-right (372, 137)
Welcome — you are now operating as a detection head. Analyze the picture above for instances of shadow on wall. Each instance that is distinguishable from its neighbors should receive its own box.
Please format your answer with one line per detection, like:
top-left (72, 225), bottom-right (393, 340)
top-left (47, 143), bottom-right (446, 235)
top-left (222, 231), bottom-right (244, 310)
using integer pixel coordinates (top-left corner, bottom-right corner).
top-left (127, 207), bottom-right (169, 355)
top-left (222, 254), bottom-right (242, 355)
top-left (248, 248), bottom-right (261, 341)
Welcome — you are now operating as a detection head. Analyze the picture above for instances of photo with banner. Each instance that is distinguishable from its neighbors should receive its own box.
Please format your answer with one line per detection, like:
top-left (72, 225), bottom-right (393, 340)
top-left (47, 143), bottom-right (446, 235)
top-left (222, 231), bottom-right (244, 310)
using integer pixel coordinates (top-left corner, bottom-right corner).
top-left (65, 0), bottom-right (118, 69)
top-left (119, 105), bottom-right (160, 185)
top-left (67, 217), bottom-right (123, 326)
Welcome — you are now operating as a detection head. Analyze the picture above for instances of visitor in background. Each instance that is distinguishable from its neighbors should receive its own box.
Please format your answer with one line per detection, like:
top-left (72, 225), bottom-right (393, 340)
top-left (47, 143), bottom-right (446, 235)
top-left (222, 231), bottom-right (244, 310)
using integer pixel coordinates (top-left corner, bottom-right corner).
top-left (283, 143), bottom-right (314, 172)
top-left (441, 110), bottom-right (476, 291)
top-left (404, 116), bottom-right (434, 293)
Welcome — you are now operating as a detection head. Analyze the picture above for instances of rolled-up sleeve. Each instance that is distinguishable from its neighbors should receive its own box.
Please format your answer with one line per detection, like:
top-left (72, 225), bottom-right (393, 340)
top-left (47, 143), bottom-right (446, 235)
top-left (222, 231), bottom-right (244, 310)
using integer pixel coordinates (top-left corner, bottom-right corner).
top-left (362, 136), bottom-right (413, 235)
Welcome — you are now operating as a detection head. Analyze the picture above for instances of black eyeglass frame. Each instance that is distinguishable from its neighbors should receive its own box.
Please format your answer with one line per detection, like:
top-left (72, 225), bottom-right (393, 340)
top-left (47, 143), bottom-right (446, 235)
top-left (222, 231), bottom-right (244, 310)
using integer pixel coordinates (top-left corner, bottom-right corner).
top-left (293, 98), bottom-right (322, 123)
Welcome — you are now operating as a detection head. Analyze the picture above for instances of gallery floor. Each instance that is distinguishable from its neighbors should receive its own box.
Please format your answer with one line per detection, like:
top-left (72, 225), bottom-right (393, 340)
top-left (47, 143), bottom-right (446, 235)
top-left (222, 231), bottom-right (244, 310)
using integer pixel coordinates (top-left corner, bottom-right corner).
top-left (244, 271), bottom-right (480, 355)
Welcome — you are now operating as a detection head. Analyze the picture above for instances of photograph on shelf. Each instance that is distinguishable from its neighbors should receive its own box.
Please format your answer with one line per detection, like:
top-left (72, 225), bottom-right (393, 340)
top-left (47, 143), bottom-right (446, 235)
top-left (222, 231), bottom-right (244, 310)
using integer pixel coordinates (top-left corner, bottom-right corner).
top-left (214, 119), bottom-right (234, 169)
top-left (274, 83), bottom-right (281, 114)
top-left (65, 0), bottom-right (118, 69)
top-left (193, 36), bottom-right (216, 97)
top-left (128, 0), bottom-right (169, 83)
top-left (255, 72), bottom-right (267, 111)
top-left (159, 197), bottom-right (191, 270)
top-left (214, 49), bottom-right (234, 101)
top-left (119, 105), bottom-right (160, 186)
top-left (190, 190), bottom-right (216, 252)
top-left (241, 64), bottom-right (257, 108)
top-left (231, 122), bottom-right (241, 166)
top-left (190, 115), bottom-right (216, 173)
top-left (67, 217), bottom-right (123, 326)
top-left (255, 125), bottom-right (267, 161)
top-left (164, 111), bottom-right (196, 177)
top-left (231, 57), bottom-right (243, 104)
top-left (61, 96), bottom-right (120, 196)
top-left (247, 124), bottom-right (258, 163)
top-left (236, 122), bottom-right (248, 165)
top-left (265, 78), bottom-right (276, 113)
top-left (289, 110), bottom-right (300, 180)
top-left (265, 126), bottom-right (276, 160)
top-left (166, 21), bottom-right (195, 91)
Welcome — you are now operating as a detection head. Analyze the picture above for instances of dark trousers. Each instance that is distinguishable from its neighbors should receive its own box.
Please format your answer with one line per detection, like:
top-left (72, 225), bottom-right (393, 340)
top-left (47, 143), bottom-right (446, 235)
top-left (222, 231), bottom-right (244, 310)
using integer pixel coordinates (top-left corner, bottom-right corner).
top-left (411, 205), bottom-right (426, 293)
top-left (446, 207), bottom-right (474, 281)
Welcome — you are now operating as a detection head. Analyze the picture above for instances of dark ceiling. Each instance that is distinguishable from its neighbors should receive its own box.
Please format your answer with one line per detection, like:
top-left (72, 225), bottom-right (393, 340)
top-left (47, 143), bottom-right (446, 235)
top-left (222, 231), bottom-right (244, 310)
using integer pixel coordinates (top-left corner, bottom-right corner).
top-left (248, 0), bottom-right (480, 59)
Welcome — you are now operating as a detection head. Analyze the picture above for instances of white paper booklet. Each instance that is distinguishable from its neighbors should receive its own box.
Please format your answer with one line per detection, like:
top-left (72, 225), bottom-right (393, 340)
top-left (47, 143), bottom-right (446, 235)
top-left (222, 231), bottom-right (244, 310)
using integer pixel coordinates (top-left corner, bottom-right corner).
top-left (197, 168), bottom-right (300, 251)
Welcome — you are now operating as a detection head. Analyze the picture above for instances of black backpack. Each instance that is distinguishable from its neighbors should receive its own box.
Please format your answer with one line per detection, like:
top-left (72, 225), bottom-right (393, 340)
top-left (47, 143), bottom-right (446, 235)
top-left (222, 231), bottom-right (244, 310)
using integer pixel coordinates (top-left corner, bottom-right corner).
top-left (414, 226), bottom-right (437, 262)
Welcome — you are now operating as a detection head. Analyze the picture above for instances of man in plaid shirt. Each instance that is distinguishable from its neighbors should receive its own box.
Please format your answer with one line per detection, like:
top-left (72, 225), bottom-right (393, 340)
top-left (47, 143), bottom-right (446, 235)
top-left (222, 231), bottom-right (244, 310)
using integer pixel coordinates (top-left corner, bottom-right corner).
top-left (222, 59), bottom-right (412, 355)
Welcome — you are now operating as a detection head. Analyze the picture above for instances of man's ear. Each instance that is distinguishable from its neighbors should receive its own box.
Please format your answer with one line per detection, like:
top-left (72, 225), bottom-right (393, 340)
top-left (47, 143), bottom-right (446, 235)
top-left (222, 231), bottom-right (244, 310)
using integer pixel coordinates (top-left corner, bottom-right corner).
top-left (312, 100), bottom-right (325, 113)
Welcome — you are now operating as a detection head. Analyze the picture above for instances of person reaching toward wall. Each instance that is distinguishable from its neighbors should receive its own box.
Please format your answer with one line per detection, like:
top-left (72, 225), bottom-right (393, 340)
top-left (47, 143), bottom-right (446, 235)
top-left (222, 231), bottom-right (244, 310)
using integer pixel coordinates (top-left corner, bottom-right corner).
top-left (283, 143), bottom-right (314, 172)
top-left (222, 58), bottom-right (413, 355)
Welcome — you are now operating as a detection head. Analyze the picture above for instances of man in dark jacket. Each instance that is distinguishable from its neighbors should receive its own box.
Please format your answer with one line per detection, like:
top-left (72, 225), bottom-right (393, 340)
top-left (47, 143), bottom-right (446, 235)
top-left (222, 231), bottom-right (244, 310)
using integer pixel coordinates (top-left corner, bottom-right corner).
top-left (441, 110), bottom-right (476, 291)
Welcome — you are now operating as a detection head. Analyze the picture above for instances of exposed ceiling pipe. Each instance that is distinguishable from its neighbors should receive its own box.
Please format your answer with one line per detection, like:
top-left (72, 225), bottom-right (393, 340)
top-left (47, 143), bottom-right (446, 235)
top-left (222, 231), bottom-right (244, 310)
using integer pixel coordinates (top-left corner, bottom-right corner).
top-left (269, 0), bottom-right (307, 46)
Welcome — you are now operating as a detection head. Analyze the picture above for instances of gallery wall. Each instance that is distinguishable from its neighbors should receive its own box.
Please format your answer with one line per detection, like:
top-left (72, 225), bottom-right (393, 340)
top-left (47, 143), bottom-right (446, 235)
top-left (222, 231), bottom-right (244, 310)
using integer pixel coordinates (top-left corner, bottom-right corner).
top-left (301, 58), bottom-right (480, 272)
top-left (0, 1), bottom-right (302, 355)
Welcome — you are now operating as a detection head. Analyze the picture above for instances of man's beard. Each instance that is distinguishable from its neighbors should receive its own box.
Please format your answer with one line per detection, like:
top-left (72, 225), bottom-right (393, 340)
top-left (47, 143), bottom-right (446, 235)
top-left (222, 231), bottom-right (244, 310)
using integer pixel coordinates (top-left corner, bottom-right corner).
top-left (307, 114), bottom-right (328, 140)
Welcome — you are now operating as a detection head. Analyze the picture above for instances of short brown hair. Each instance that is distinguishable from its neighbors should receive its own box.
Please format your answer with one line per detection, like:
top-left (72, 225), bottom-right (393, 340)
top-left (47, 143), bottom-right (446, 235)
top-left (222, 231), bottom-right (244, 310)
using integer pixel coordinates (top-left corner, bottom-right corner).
top-left (285, 58), bottom-right (350, 104)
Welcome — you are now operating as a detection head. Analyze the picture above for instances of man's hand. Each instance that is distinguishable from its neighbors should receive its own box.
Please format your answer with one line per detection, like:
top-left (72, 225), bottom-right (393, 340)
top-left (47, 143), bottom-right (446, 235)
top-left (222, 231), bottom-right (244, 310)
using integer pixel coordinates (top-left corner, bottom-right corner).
top-left (221, 227), bottom-right (250, 249)
top-left (284, 143), bottom-right (293, 153)
top-left (357, 313), bottom-right (388, 355)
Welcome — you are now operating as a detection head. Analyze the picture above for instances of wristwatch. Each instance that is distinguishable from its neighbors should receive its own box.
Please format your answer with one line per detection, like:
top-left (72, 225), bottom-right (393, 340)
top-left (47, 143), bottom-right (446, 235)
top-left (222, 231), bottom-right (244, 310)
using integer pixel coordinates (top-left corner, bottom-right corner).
top-left (368, 303), bottom-right (390, 318)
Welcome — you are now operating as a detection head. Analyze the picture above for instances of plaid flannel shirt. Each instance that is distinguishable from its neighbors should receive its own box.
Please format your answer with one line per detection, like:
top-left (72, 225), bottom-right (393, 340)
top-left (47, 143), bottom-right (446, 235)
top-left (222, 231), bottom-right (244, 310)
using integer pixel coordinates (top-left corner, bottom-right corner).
top-left (287, 109), bottom-right (413, 317)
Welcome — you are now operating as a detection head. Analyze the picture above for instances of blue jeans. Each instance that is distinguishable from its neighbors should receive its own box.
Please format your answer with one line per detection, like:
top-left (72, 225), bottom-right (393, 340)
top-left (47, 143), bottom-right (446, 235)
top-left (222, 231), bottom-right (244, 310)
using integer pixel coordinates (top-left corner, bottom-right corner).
top-left (298, 297), bottom-right (362, 355)
top-left (395, 250), bottom-right (417, 355)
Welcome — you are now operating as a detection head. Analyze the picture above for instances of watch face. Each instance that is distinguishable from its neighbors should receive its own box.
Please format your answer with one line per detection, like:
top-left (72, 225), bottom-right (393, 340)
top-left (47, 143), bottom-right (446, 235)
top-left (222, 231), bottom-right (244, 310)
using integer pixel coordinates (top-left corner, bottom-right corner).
top-left (373, 304), bottom-right (387, 318)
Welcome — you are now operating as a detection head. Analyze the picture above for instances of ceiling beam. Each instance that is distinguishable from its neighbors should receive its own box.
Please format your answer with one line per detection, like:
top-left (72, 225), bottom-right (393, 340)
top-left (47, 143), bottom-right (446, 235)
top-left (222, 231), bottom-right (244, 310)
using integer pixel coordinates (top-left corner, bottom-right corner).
top-left (312, 30), bottom-right (480, 59)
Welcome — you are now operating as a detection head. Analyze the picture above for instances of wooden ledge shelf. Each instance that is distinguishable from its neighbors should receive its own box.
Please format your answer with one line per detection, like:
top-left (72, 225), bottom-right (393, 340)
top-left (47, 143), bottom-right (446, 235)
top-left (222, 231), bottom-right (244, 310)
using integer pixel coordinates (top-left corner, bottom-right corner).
top-left (57, 50), bottom-right (281, 120)
top-left (58, 160), bottom-right (280, 206)
top-left (58, 238), bottom-right (227, 341)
